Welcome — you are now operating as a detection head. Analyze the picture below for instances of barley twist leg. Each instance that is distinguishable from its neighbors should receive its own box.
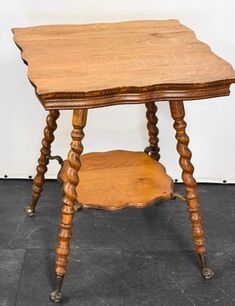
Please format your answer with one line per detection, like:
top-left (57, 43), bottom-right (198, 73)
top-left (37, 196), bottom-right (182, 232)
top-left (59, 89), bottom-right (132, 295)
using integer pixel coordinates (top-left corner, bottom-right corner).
top-left (144, 102), bottom-right (160, 160)
top-left (25, 110), bottom-right (60, 216)
top-left (169, 100), bottom-right (213, 279)
top-left (50, 109), bottom-right (87, 303)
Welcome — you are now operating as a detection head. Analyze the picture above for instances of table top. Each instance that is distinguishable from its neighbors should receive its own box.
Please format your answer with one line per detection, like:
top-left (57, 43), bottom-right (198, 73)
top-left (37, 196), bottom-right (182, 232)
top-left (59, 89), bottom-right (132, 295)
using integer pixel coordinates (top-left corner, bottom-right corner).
top-left (13, 20), bottom-right (235, 110)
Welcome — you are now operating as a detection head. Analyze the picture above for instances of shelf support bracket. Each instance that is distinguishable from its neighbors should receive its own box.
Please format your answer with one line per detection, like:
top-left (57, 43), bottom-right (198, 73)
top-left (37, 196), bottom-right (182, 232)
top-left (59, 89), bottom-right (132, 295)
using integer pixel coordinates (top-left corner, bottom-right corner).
top-left (74, 201), bottom-right (83, 212)
top-left (46, 155), bottom-right (63, 166)
top-left (171, 192), bottom-right (187, 203)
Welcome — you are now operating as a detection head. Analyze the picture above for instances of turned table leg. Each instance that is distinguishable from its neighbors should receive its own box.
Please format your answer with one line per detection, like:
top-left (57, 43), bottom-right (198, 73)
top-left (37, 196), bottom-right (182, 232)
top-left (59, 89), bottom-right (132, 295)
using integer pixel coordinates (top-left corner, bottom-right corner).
top-left (50, 109), bottom-right (87, 303)
top-left (144, 102), bottom-right (160, 160)
top-left (25, 110), bottom-right (60, 216)
top-left (169, 100), bottom-right (213, 279)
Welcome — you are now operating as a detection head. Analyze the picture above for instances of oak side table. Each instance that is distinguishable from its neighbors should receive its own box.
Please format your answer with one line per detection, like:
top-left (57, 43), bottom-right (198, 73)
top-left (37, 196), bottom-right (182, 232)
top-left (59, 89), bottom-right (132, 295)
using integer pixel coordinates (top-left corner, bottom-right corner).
top-left (13, 20), bottom-right (235, 303)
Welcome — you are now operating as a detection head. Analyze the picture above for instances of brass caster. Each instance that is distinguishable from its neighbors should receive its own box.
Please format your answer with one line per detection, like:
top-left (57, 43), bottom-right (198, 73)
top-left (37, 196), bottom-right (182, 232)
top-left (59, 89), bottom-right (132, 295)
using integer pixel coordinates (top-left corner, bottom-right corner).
top-left (25, 205), bottom-right (35, 217)
top-left (202, 267), bottom-right (214, 280)
top-left (50, 290), bottom-right (62, 303)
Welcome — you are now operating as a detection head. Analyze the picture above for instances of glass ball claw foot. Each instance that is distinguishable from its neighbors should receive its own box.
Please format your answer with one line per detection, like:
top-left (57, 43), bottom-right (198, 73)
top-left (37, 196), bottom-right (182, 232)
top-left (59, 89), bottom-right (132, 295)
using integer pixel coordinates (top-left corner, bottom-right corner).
top-left (24, 205), bottom-right (35, 217)
top-left (198, 253), bottom-right (214, 280)
top-left (50, 275), bottom-right (64, 303)
top-left (202, 267), bottom-right (214, 279)
top-left (50, 290), bottom-right (62, 303)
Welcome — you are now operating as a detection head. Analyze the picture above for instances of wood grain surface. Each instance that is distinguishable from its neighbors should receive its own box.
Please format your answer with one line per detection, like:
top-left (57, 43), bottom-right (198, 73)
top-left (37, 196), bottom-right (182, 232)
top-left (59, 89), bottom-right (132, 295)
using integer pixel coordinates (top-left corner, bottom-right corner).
top-left (13, 20), bottom-right (235, 109)
top-left (59, 150), bottom-right (173, 210)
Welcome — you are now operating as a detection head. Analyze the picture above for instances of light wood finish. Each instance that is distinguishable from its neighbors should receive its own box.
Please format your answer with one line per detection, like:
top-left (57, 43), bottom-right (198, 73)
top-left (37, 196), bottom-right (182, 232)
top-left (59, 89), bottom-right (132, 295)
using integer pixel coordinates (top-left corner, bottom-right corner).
top-left (27, 110), bottom-right (60, 214)
top-left (169, 100), bottom-right (205, 254)
top-left (59, 150), bottom-right (173, 210)
top-left (13, 20), bottom-right (232, 300)
top-left (55, 109), bottom-right (87, 276)
top-left (12, 20), bottom-right (235, 110)
top-left (145, 102), bottom-right (160, 160)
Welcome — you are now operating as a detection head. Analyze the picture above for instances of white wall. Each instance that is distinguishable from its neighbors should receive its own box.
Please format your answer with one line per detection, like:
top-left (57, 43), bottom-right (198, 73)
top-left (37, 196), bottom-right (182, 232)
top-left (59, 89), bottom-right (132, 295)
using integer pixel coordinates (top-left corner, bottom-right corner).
top-left (1, 0), bottom-right (235, 182)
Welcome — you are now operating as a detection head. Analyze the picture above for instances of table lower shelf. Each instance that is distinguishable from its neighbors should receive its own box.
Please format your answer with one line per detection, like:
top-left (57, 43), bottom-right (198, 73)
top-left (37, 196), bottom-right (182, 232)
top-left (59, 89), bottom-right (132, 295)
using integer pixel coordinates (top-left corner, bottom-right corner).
top-left (59, 150), bottom-right (173, 210)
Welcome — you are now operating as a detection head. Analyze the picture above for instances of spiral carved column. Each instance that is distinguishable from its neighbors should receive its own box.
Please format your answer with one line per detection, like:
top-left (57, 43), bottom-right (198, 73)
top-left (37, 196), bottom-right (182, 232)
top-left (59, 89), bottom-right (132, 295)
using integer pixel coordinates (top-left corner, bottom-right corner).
top-left (145, 102), bottom-right (160, 160)
top-left (169, 100), bottom-right (213, 279)
top-left (50, 109), bottom-right (87, 303)
top-left (25, 110), bottom-right (60, 216)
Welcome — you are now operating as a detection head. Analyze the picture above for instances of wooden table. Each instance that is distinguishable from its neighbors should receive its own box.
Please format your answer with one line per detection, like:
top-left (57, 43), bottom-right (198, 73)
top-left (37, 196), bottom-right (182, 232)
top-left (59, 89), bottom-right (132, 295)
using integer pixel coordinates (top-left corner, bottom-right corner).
top-left (13, 20), bottom-right (235, 303)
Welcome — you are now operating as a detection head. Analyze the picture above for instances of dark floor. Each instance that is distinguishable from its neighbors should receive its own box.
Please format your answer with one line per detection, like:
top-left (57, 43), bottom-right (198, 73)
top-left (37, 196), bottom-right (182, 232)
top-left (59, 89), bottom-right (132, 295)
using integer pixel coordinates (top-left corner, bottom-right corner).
top-left (0, 180), bottom-right (235, 306)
